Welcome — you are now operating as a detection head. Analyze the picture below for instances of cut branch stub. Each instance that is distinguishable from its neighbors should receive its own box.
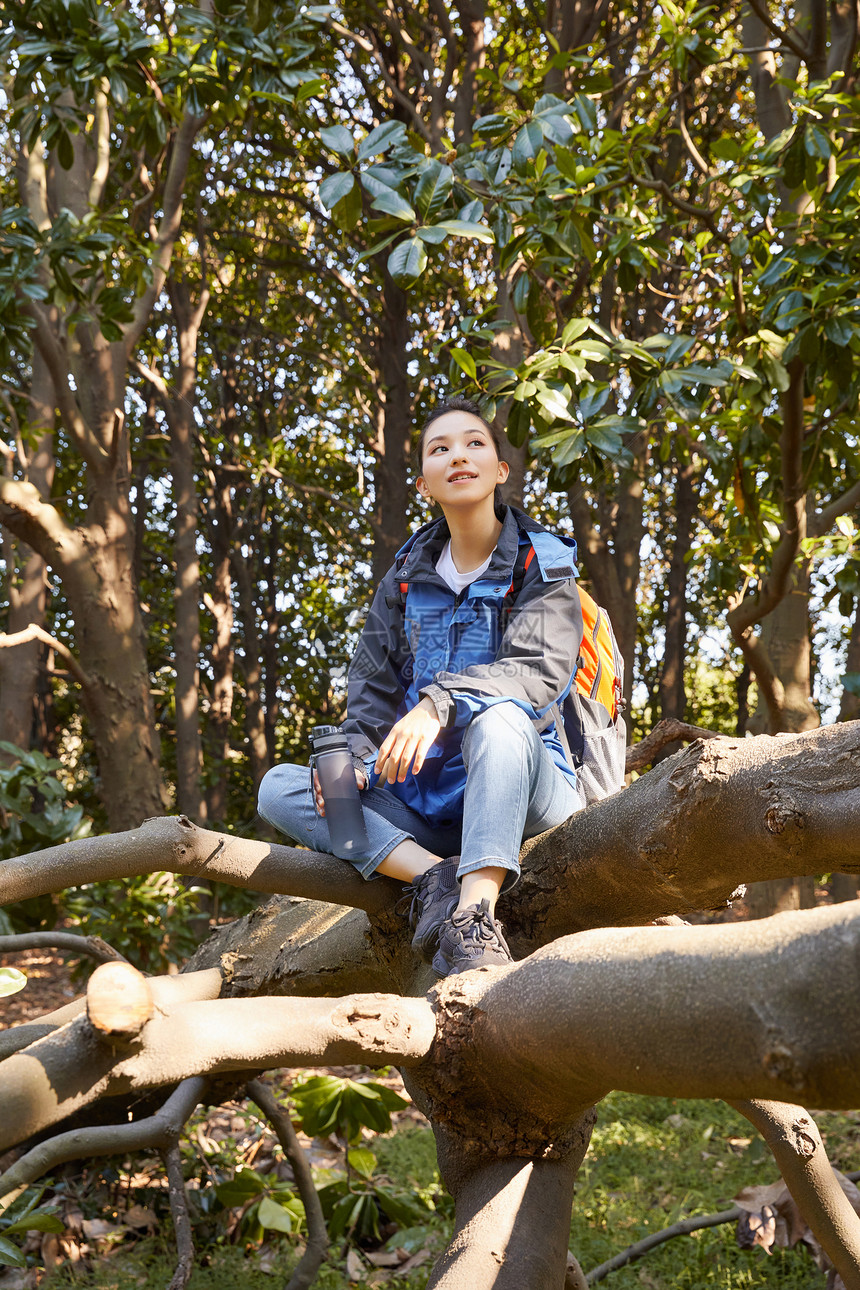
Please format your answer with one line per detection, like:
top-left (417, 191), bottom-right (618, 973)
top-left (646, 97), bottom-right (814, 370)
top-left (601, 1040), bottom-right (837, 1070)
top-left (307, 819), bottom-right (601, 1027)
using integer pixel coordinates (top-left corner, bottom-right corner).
top-left (86, 962), bottom-right (154, 1040)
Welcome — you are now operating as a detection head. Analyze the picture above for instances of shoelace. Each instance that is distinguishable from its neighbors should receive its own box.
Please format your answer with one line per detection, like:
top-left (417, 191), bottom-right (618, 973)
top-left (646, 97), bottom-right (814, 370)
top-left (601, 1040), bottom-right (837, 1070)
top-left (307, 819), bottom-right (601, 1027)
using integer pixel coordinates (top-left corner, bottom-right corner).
top-left (393, 878), bottom-right (424, 925)
top-left (451, 904), bottom-right (499, 946)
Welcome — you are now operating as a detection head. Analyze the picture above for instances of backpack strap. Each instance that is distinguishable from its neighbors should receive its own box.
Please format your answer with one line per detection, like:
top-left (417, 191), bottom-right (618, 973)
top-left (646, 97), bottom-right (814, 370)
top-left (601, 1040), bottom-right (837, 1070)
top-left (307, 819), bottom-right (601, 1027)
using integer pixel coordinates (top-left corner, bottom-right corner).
top-left (503, 543), bottom-right (535, 609)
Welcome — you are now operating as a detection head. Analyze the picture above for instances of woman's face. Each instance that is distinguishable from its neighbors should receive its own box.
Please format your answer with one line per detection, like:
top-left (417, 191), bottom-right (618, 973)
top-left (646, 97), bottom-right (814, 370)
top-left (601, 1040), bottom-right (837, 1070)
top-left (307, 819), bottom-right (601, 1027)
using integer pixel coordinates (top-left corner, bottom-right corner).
top-left (417, 412), bottom-right (509, 509)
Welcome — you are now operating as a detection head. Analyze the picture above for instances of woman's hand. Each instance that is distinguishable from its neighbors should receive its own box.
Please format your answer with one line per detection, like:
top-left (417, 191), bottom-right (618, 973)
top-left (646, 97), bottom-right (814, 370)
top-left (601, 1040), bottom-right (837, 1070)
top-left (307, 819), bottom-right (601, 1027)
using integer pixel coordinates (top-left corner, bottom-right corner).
top-left (375, 697), bottom-right (441, 784)
top-left (313, 766), bottom-right (366, 816)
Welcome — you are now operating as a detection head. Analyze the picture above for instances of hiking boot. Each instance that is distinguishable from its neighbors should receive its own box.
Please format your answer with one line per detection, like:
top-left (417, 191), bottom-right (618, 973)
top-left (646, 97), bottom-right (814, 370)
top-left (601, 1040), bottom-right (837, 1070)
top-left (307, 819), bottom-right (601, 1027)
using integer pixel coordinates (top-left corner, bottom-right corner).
top-left (394, 858), bottom-right (460, 962)
top-left (432, 898), bottom-right (513, 977)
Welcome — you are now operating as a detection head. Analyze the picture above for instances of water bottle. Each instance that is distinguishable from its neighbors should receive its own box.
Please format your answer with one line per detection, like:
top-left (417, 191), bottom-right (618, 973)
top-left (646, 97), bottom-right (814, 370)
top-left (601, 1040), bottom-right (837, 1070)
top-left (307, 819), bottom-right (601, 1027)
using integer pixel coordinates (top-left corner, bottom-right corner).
top-left (309, 725), bottom-right (370, 859)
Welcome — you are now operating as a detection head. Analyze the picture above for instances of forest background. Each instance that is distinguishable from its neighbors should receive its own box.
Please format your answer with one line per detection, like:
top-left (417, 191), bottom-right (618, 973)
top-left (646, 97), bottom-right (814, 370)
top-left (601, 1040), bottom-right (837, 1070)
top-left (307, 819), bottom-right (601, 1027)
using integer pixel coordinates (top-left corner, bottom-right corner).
top-left (0, 3), bottom-right (860, 1288)
top-left (0, 0), bottom-right (858, 863)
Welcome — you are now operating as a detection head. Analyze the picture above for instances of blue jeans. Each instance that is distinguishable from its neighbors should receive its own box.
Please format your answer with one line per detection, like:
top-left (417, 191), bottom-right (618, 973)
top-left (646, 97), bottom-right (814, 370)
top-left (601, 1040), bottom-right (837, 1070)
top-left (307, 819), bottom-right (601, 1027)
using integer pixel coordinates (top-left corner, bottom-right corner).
top-left (257, 704), bottom-right (584, 888)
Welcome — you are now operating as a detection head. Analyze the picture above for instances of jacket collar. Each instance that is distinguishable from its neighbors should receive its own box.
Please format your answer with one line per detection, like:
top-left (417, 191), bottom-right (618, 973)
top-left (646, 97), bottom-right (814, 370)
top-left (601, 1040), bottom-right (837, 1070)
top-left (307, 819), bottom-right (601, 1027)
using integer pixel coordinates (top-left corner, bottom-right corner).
top-left (395, 505), bottom-right (539, 583)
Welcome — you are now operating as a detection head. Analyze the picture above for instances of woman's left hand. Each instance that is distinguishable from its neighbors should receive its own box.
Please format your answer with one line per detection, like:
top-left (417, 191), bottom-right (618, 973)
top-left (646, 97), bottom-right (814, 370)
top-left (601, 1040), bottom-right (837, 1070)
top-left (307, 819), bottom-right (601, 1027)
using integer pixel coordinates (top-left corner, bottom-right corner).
top-left (375, 697), bottom-right (441, 783)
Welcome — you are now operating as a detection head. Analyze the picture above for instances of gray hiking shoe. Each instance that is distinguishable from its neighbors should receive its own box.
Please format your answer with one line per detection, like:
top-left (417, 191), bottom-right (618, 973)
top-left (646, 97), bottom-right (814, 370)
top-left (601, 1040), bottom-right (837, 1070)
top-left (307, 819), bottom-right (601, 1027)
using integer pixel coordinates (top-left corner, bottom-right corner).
top-left (432, 898), bottom-right (513, 977)
top-left (395, 858), bottom-right (460, 962)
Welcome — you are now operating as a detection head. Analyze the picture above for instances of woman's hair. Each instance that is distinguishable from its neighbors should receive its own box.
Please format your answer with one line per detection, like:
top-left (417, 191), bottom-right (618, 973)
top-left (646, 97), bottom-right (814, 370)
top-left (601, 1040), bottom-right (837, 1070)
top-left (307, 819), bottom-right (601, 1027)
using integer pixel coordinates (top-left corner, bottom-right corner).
top-left (417, 396), bottom-right (507, 511)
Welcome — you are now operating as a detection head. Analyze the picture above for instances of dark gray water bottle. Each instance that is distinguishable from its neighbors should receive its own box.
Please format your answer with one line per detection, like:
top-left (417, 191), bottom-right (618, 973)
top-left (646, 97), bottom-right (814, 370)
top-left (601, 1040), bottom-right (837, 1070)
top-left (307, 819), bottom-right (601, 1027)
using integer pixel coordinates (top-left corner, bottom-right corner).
top-left (309, 725), bottom-right (370, 859)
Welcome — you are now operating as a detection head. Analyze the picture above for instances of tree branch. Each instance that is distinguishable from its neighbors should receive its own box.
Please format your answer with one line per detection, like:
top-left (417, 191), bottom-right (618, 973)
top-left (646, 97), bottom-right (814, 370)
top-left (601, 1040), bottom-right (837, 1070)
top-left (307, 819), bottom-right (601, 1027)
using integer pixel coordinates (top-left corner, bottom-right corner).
top-left (247, 1079), bottom-right (328, 1290)
top-left (745, 0), bottom-right (808, 58)
top-left (420, 900), bottom-right (860, 1159)
top-left (0, 967), bottom-right (223, 1061)
top-left (810, 477), bottom-right (860, 538)
top-left (731, 1099), bottom-right (860, 1288)
top-left (0, 814), bottom-right (401, 915)
top-left (0, 992), bottom-right (436, 1150)
top-left (0, 931), bottom-right (127, 965)
top-left (625, 719), bottom-right (721, 772)
top-left (0, 1077), bottom-right (206, 1200)
top-left (0, 476), bottom-right (86, 574)
top-left (0, 622), bottom-right (91, 691)
top-left (585, 1207), bottom-right (742, 1282)
top-left (164, 1140), bottom-right (196, 1290)
top-left (124, 110), bottom-right (206, 354)
top-left (727, 358), bottom-right (806, 640)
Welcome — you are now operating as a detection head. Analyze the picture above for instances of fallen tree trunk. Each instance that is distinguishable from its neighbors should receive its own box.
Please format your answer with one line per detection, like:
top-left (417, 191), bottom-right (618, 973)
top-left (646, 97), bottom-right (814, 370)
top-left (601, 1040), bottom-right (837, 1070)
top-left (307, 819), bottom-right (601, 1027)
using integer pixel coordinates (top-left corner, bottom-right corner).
top-left (2, 727), bottom-right (856, 960)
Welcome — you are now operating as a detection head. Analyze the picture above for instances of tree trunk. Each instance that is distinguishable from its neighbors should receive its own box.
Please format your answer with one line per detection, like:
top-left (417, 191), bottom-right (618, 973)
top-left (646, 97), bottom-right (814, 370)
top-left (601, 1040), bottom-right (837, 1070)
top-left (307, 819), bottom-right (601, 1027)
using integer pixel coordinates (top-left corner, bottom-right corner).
top-left (567, 450), bottom-right (646, 712)
top-left (657, 455), bottom-right (696, 749)
top-left (839, 591), bottom-right (860, 722)
top-left (204, 469), bottom-right (235, 825)
top-left (166, 281), bottom-right (208, 821)
top-left (744, 564), bottom-right (819, 917)
top-left (0, 352), bottom-right (54, 752)
top-left (370, 270), bottom-right (412, 585)
top-left (232, 542), bottom-right (270, 797)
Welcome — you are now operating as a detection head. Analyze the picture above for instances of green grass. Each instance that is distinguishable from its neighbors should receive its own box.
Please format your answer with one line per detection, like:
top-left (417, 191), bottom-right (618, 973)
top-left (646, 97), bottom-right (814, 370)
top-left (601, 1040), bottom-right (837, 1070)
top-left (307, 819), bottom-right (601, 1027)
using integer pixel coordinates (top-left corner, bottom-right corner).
top-left (571, 1093), bottom-right (857, 1287)
top-left (39, 1096), bottom-right (858, 1289)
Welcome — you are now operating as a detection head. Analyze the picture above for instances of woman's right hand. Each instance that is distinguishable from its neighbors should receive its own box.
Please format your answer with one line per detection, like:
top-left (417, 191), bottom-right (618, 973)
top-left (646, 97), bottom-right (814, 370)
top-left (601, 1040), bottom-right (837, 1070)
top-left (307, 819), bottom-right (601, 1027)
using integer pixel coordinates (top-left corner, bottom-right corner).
top-left (313, 767), bottom-right (367, 816)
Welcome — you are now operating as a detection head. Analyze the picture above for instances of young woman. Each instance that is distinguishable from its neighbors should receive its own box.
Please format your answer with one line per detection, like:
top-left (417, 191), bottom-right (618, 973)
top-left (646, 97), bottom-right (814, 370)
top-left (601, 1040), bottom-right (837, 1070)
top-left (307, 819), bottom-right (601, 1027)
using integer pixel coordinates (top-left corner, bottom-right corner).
top-left (258, 396), bottom-right (586, 976)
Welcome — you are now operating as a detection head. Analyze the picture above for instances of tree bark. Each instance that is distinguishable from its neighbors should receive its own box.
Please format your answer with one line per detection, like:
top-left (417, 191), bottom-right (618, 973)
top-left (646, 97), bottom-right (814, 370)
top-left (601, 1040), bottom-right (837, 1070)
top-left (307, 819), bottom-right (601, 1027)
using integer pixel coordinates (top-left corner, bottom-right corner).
top-left (165, 281), bottom-right (209, 821)
top-left (370, 269), bottom-right (412, 586)
top-left (204, 459), bottom-right (236, 825)
top-left (658, 456), bottom-right (696, 738)
top-left (2, 724), bottom-right (858, 948)
top-left (0, 352), bottom-right (55, 753)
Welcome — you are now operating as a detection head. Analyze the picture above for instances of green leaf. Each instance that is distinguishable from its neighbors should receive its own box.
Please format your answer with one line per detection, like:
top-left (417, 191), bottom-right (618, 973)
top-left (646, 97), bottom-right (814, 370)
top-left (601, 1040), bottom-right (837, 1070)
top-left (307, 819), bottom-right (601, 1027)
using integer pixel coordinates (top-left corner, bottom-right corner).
top-left (561, 318), bottom-right (588, 345)
top-left (434, 220), bottom-right (494, 244)
top-left (535, 386), bottom-right (575, 423)
top-left (4, 1213), bottom-right (64, 1236)
top-left (414, 161), bottom-right (453, 221)
top-left (320, 124), bottom-right (354, 154)
top-left (506, 400), bottom-right (531, 448)
top-left (585, 422), bottom-right (625, 458)
top-left (370, 190), bottom-right (416, 222)
top-left (415, 225), bottom-right (448, 244)
top-left (512, 120), bottom-right (543, 175)
top-left (843, 672), bottom-right (860, 696)
top-left (319, 172), bottom-right (355, 211)
top-left (357, 120), bottom-right (406, 160)
top-left (387, 236), bottom-right (427, 287)
top-left (257, 1195), bottom-right (296, 1233)
top-left (449, 347), bottom-right (477, 380)
top-left (0, 1236), bottom-right (25, 1268)
top-left (215, 1169), bottom-right (266, 1207)
top-left (0, 967), bottom-right (26, 998)
top-left (347, 1147), bottom-right (377, 1179)
top-left (332, 182), bottom-right (362, 231)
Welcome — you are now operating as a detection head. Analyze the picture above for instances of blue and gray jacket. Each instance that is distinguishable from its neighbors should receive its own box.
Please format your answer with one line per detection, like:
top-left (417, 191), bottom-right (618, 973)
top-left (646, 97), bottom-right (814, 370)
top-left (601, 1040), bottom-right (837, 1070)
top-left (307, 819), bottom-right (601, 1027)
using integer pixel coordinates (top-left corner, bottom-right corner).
top-left (342, 505), bottom-right (584, 828)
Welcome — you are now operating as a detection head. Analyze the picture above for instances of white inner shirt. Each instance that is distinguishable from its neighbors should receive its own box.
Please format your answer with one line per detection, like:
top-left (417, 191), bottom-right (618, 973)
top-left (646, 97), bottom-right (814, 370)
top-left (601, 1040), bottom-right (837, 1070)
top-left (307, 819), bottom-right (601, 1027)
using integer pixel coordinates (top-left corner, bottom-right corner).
top-left (435, 539), bottom-right (494, 594)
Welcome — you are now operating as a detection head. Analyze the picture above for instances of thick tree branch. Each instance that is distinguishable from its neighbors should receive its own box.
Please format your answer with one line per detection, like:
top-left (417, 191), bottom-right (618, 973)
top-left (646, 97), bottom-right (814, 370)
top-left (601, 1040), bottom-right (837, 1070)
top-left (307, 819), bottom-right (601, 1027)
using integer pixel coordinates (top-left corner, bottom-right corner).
top-left (418, 901), bottom-right (860, 1158)
top-left (247, 1079), bottom-right (328, 1290)
top-left (0, 967), bottom-right (223, 1060)
top-left (731, 1099), bottom-right (860, 1287)
top-left (0, 1077), bottom-right (206, 1200)
top-left (0, 993), bottom-right (436, 1149)
top-left (512, 723), bottom-right (860, 946)
top-left (0, 479), bottom-right (87, 586)
top-left (2, 726), bottom-right (859, 954)
top-left (0, 814), bottom-right (401, 915)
